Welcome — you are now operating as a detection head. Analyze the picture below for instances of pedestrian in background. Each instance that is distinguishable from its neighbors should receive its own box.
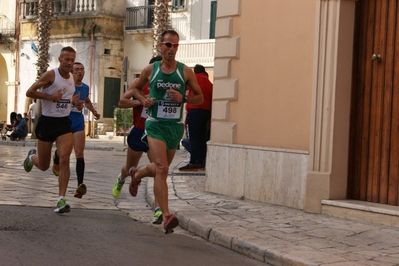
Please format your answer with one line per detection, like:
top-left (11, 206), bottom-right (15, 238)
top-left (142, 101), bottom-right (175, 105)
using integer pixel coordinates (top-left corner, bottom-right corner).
top-left (10, 113), bottom-right (28, 141)
top-left (28, 99), bottom-right (37, 139)
top-left (179, 64), bottom-right (213, 171)
top-left (28, 99), bottom-right (37, 124)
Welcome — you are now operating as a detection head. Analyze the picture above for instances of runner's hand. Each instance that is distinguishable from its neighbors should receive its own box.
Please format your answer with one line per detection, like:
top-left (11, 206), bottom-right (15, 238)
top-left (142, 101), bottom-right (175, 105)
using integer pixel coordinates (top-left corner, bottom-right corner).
top-left (142, 96), bottom-right (155, 108)
top-left (52, 90), bottom-right (63, 101)
top-left (166, 88), bottom-right (183, 102)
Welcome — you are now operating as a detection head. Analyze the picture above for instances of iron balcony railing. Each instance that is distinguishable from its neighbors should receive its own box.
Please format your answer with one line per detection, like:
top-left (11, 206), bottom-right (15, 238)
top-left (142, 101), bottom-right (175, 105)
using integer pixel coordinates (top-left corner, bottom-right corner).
top-left (0, 14), bottom-right (15, 42)
top-left (125, 5), bottom-right (154, 31)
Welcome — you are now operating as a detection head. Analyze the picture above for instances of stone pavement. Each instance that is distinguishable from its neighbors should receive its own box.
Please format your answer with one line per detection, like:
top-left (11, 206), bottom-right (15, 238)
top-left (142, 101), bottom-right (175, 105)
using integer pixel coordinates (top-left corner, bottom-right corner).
top-left (1, 135), bottom-right (399, 265)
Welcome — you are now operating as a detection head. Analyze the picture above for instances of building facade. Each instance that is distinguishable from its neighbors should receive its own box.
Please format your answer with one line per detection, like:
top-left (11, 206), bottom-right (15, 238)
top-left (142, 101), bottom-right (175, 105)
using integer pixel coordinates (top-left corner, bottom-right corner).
top-left (207, 0), bottom-right (396, 220)
top-left (15, 0), bottom-right (125, 135)
top-left (0, 1), bottom-right (17, 123)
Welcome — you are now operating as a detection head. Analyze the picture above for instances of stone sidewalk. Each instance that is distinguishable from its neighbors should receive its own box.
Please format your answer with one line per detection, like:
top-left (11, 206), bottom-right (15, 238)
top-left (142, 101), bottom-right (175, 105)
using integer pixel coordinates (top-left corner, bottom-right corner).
top-left (1, 136), bottom-right (399, 265)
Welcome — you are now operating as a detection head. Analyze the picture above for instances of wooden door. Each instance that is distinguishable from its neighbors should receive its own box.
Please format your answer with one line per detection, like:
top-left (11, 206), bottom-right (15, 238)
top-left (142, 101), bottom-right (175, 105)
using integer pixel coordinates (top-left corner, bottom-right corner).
top-left (348, 0), bottom-right (399, 206)
top-left (103, 77), bottom-right (121, 118)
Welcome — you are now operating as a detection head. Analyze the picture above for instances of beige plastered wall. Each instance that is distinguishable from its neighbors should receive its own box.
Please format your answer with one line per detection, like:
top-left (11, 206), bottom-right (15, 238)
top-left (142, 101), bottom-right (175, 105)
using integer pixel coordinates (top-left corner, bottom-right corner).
top-left (305, 0), bottom-right (355, 213)
top-left (207, 0), bottom-right (356, 212)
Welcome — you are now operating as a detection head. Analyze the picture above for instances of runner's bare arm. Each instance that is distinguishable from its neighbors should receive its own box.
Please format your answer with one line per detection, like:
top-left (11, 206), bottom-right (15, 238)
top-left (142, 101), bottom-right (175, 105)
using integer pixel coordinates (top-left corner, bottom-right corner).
top-left (184, 65), bottom-right (203, 105)
top-left (26, 70), bottom-right (63, 101)
top-left (83, 96), bottom-right (100, 120)
top-left (118, 78), bottom-right (142, 109)
top-left (133, 65), bottom-right (154, 108)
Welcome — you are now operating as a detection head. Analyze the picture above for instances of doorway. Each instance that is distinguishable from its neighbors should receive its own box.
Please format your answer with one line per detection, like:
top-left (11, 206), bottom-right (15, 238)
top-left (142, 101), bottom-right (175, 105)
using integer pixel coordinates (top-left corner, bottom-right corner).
top-left (103, 77), bottom-right (121, 118)
top-left (0, 55), bottom-right (8, 122)
top-left (348, 0), bottom-right (399, 206)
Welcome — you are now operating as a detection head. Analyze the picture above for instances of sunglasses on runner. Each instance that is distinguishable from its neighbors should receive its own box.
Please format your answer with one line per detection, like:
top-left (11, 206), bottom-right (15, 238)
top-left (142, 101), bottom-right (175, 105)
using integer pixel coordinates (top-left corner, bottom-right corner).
top-left (162, 42), bottom-right (179, 48)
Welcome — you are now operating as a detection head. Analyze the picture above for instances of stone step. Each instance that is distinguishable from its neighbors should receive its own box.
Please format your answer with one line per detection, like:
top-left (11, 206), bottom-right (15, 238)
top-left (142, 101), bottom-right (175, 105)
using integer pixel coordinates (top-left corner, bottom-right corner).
top-left (322, 199), bottom-right (399, 228)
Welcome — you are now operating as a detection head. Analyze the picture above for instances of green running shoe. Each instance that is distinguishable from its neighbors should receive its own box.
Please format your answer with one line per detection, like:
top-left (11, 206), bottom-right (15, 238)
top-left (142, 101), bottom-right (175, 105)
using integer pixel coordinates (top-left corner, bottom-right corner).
top-left (23, 149), bottom-right (36, 172)
top-left (152, 209), bottom-right (163, 224)
top-left (112, 175), bottom-right (124, 198)
top-left (54, 198), bottom-right (70, 214)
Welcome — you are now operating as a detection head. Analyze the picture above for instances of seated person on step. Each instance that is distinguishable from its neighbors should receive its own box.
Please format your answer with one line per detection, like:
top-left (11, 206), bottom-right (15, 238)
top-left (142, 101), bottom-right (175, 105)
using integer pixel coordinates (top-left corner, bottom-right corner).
top-left (10, 113), bottom-right (28, 141)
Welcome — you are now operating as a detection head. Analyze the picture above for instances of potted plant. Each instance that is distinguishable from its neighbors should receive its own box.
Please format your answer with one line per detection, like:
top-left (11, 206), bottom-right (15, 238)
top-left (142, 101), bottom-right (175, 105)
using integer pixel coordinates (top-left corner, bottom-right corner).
top-left (114, 108), bottom-right (133, 136)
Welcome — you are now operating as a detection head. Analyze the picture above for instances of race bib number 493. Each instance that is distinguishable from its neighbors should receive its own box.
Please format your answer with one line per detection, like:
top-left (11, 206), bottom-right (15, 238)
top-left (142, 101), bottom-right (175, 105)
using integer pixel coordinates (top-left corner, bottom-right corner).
top-left (156, 101), bottom-right (181, 119)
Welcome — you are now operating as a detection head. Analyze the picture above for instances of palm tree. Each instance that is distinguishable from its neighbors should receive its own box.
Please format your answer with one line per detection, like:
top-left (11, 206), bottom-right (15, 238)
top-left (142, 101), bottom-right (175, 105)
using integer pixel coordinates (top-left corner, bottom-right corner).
top-left (29, 0), bottom-right (52, 138)
top-left (36, 0), bottom-right (52, 78)
top-left (152, 0), bottom-right (169, 56)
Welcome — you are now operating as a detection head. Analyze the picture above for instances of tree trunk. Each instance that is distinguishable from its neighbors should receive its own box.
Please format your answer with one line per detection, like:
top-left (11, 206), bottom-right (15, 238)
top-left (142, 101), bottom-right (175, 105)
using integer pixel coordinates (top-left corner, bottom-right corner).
top-left (152, 0), bottom-right (169, 57)
top-left (31, 0), bottom-right (52, 139)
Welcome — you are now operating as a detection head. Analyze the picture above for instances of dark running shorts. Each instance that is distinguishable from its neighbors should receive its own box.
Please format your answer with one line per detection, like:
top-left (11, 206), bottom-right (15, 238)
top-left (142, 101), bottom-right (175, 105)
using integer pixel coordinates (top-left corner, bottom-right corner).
top-left (35, 115), bottom-right (72, 142)
top-left (127, 126), bottom-right (149, 152)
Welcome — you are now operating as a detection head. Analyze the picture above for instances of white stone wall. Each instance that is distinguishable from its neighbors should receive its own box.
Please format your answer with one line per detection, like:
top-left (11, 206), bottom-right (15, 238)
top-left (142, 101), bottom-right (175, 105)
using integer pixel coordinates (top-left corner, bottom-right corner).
top-left (206, 143), bottom-right (308, 209)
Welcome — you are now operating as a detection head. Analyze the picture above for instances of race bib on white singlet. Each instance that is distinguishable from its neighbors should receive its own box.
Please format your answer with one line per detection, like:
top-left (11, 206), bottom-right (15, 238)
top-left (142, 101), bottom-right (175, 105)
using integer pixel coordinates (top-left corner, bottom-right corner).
top-left (52, 99), bottom-right (71, 113)
top-left (156, 101), bottom-right (182, 119)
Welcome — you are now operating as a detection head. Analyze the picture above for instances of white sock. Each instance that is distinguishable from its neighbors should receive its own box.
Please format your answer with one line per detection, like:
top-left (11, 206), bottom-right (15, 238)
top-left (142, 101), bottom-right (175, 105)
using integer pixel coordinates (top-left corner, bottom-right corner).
top-left (58, 196), bottom-right (64, 201)
top-left (29, 154), bottom-right (34, 163)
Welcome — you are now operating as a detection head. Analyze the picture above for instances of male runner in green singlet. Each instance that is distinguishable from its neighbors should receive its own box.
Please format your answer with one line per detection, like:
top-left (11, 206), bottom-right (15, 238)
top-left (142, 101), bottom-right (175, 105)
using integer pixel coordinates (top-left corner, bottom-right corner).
top-left (131, 30), bottom-right (203, 233)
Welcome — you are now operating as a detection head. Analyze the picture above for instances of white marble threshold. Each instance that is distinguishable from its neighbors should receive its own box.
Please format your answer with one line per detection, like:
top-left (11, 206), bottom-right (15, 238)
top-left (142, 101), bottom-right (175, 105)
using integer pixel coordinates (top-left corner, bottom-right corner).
top-left (322, 199), bottom-right (399, 217)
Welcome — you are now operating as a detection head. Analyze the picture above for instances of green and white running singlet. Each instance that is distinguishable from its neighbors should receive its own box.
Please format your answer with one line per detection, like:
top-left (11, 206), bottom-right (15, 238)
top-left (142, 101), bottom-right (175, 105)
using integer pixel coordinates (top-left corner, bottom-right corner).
top-left (147, 61), bottom-right (186, 123)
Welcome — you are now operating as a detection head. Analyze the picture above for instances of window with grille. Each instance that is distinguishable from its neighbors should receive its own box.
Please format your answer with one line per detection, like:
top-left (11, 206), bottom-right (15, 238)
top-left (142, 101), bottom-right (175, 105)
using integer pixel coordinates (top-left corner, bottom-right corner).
top-left (210, 1), bottom-right (217, 39)
top-left (172, 0), bottom-right (185, 11)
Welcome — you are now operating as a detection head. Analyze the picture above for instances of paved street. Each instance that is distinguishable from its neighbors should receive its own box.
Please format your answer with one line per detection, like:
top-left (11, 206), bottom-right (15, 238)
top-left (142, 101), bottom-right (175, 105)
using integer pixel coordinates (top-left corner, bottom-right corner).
top-left (0, 205), bottom-right (266, 266)
top-left (1, 137), bottom-right (399, 265)
top-left (0, 141), bottom-right (266, 265)
top-left (0, 139), bottom-right (173, 229)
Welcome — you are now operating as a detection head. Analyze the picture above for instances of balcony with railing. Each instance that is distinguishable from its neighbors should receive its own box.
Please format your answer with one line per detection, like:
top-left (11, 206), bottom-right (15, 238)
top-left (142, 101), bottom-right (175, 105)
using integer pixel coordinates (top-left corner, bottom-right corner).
top-left (176, 40), bottom-right (215, 67)
top-left (125, 5), bottom-right (154, 31)
top-left (20, 0), bottom-right (98, 19)
top-left (125, 6), bottom-right (214, 67)
top-left (0, 14), bottom-right (15, 44)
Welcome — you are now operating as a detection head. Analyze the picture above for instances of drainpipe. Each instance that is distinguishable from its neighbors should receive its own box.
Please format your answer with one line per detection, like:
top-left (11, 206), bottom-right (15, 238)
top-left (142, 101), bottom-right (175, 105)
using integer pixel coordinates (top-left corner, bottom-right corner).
top-left (89, 22), bottom-right (95, 138)
top-left (15, 0), bottom-right (20, 112)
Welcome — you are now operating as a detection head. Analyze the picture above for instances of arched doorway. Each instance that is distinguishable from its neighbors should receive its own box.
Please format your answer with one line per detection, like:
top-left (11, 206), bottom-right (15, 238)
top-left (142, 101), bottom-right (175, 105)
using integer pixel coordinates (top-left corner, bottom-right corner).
top-left (0, 55), bottom-right (9, 122)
